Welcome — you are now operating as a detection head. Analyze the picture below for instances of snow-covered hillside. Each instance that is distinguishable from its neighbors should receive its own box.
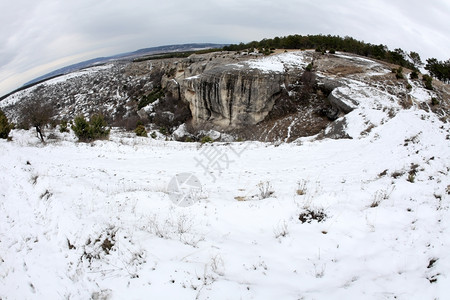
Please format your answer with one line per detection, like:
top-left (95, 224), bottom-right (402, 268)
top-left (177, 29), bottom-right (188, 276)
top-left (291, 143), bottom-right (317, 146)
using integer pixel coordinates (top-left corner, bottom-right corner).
top-left (1, 106), bottom-right (449, 299)
top-left (1, 50), bottom-right (450, 299)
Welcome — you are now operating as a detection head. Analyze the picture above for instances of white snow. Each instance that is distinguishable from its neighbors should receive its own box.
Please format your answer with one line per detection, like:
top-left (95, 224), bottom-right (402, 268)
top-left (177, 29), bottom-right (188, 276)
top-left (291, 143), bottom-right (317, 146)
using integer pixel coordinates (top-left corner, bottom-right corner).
top-left (0, 64), bottom-right (114, 109)
top-left (185, 75), bottom-right (201, 80)
top-left (43, 65), bottom-right (114, 86)
top-left (243, 51), bottom-right (310, 72)
top-left (1, 99), bottom-right (449, 299)
top-left (334, 52), bottom-right (377, 64)
top-left (0, 87), bottom-right (38, 109)
top-left (1, 51), bottom-right (449, 299)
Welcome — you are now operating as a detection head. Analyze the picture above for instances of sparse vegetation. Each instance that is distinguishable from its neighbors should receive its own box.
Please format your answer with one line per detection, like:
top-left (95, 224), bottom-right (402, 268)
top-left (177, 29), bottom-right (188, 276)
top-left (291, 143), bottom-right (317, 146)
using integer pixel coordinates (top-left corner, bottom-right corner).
top-left (410, 70), bottom-right (419, 79)
top-left (409, 51), bottom-right (422, 69)
top-left (223, 34), bottom-right (421, 71)
top-left (431, 97), bottom-right (440, 106)
top-left (0, 109), bottom-right (13, 139)
top-left (71, 116), bottom-right (89, 140)
top-left (19, 99), bottom-right (54, 142)
top-left (370, 190), bottom-right (388, 208)
top-left (299, 208), bottom-right (327, 223)
top-left (132, 48), bottom-right (222, 63)
top-left (395, 67), bottom-right (404, 79)
top-left (257, 181), bottom-right (274, 199)
top-left (234, 196), bottom-right (246, 201)
top-left (159, 127), bottom-right (168, 136)
top-left (150, 95), bottom-right (192, 133)
top-left (296, 179), bottom-right (307, 195)
top-left (200, 135), bottom-right (213, 144)
top-left (59, 120), bottom-right (69, 133)
top-left (72, 114), bottom-right (110, 142)
top-left (422, 74), bottom-right (433, 90)
top-left (81, 227), bottom-right (117, 263)
top-left (137, 86), bottom-right (165, 110)
top-left (425, 58), bottom-right (450, 83)
top-left (134, 124), bottom-right (148, 137)
top-left (273, 221), bottom-right (289, 238)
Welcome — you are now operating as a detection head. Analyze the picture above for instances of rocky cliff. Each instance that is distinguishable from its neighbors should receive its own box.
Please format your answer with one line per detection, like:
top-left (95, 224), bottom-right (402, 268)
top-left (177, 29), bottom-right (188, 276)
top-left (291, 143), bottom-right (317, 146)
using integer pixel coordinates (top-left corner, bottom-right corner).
top-left (1, 49), bottom-right (448, 142)
top-left (182, 66), bottom-right (286, 128)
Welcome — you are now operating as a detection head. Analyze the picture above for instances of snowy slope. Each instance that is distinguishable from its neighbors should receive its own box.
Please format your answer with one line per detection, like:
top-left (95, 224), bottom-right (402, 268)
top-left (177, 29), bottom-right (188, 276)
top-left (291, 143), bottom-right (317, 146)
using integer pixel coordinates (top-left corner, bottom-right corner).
top-left (1, 104), bottom-right (449, 299)
top-left (0, 65), bottom-right (114, 109)
top-left (1, 51), bottom-right (450, 299)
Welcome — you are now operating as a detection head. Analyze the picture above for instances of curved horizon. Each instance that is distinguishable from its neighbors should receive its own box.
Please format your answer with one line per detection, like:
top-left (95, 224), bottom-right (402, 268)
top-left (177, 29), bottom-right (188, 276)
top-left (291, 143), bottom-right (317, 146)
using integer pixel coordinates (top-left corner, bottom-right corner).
top-left (1, 0), bottom-right (449, 96)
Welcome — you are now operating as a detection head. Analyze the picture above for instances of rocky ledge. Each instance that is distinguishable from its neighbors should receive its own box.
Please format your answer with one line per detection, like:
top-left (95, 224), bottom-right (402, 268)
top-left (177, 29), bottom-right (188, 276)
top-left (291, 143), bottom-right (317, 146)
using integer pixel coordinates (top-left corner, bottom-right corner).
top-left (1, 49), bottom-right (448, 142)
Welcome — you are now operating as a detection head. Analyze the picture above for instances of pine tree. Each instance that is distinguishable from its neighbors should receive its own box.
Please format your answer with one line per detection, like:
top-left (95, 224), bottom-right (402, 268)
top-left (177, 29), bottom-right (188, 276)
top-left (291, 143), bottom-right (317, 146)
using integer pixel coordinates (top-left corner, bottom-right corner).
top-left (0, 109), bottom-right (13, 139)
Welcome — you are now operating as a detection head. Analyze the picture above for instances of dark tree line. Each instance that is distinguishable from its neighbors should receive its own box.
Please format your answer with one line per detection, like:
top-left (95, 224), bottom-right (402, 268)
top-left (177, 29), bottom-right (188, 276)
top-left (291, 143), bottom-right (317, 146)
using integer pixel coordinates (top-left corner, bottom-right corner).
top-left (224, 34), bottom-right (429, 72)
top-left (425, 58), bottom-right (450, 83)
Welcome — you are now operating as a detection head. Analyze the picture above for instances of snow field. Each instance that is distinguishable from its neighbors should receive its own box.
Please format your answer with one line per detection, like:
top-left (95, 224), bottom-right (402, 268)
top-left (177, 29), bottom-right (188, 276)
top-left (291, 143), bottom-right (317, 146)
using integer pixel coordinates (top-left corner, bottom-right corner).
top-left (1, 105), bottom-right (449, 299)
top-left (0, 50), bottom-right (449, 299)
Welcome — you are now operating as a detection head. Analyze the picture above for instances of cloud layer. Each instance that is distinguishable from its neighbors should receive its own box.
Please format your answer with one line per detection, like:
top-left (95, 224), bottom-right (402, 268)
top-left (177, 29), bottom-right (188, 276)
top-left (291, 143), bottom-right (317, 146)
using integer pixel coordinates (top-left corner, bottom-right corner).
top-left (1, 0), bottom-right (449, 95)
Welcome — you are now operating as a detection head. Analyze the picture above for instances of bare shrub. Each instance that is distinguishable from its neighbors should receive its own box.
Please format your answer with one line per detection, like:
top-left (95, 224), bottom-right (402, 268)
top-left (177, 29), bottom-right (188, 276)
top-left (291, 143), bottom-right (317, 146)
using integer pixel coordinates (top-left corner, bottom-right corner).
top-left (147, 214), bottom-right (203, 247)
top-left (274, 220), bottom-right (289, 238)
top-left (370, 190), bottom-right (387, 208)
top-left (19, 99), bottom-right (55, 142)
top-left (210, 255), bottom-right (225, 276)
top-left (296, 179), bottom-right (307, 195)
top-left (258, 181), bottom-right (274, 199)
top-left (299, 208), bottom-right (327, 223)
top-left (81, 227), bottom-right (117, 263)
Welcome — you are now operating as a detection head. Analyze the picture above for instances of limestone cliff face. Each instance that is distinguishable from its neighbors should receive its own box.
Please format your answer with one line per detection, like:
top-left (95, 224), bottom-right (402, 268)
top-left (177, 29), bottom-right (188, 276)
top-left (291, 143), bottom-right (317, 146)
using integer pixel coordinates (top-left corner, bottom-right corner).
top-left (159, 52), bottom-right (290, 129)
top-left (181, 65), bottom-right (285, 128)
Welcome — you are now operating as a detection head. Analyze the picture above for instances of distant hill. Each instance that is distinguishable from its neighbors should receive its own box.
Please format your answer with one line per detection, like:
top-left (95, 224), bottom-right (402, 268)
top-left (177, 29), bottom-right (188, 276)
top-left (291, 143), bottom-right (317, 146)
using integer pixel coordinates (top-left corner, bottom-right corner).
top-left (23, 43), bottom-right (226, 87)
top-left (0, 43), bottom-right (225, 101)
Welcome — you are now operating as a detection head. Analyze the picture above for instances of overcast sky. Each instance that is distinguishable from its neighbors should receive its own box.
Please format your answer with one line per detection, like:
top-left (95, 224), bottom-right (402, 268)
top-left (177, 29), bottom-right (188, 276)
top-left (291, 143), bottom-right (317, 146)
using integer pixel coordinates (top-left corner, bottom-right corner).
top-left (1, 0), bottom-right (449, 96)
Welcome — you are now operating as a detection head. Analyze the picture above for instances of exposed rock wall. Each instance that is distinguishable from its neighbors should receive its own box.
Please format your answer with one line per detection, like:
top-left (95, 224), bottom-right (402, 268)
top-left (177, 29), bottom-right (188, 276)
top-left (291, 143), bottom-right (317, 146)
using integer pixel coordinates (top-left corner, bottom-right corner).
top-left (328, 87), bottom-right (359, 113)
top-left (3, 49), bottom-right (435, 142)
top-left (181, 66), bottom-right (285, 128)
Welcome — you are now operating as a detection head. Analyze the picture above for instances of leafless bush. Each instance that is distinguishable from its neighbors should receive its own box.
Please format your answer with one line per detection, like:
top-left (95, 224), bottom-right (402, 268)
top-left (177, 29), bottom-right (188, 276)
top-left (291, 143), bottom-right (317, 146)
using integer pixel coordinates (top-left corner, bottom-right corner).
top-left (258, 181), bottom-right (274, 199)
top-left (210, 255), bottom-right (225, 276)
top-left (19, 99), bottom-right (55, 142)
top-left (370, 186), bottom-right (395, 207)
top-left (147, 214), bottom-right (203, 247)
top-left (370, 190), bottom-right (387, 208)
top-left (274, 220), bottom-right (289, 239)
top-left (296, 179), bottom-right (308, 195)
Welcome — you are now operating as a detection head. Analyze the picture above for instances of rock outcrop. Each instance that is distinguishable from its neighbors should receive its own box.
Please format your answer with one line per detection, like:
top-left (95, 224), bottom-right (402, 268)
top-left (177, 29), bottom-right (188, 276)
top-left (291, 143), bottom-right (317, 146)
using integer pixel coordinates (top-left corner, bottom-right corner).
top-left (181, 65), bottom-right (286, 128)
top-left (3, 48), bottom-right (444, 143)
top-left (328, 87), bottom-right (359, 113)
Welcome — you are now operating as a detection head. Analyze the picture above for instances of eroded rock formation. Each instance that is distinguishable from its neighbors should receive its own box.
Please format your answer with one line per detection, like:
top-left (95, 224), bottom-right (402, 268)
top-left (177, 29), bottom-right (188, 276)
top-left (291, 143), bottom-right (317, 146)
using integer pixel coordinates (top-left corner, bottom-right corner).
top-left (182, 66), bottom-right (286, 128)
top-left (3, 48), bottom-right (444, 143)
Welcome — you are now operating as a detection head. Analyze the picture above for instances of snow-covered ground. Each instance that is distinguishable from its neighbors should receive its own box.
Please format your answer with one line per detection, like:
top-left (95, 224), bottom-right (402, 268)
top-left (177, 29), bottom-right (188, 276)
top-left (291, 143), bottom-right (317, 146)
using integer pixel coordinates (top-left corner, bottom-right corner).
top-left (1, 103), bottom-right (449, 299)
top-left (244, 51), bottom-right (310, 72)
top-left (1, 50), bottom-right (449, 299)
top-left (0, 65), bottom-right (114, 109)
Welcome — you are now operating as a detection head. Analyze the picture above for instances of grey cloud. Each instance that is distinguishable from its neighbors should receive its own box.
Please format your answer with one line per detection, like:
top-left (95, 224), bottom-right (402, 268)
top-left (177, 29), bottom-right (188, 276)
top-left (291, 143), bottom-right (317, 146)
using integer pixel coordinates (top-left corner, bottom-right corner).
top-left (0, 0), bottom-right (449, 96)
